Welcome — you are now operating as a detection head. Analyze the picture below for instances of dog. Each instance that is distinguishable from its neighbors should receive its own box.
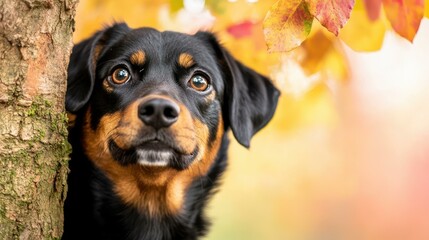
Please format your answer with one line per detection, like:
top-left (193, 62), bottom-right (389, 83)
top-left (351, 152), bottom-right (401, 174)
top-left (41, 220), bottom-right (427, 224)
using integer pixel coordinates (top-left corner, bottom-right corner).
top-left (62, 23), bottom-right (280, 240)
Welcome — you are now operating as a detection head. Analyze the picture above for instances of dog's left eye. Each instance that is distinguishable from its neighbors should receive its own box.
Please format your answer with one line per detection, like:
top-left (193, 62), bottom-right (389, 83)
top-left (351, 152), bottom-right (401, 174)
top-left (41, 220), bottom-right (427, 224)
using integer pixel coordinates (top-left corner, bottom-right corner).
top-left (188, 74), bottom-right (210, 92)
top-left (110, 68), bottom-right (130, 84)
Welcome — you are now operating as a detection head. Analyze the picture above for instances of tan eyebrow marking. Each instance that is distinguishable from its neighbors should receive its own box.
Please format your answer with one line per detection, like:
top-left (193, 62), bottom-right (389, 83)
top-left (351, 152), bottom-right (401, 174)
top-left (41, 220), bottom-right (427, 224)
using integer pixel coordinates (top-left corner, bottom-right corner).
top-left (178, 53), bottom-right (195, 68)
top-left (130, 50), bottom-right (146, 66)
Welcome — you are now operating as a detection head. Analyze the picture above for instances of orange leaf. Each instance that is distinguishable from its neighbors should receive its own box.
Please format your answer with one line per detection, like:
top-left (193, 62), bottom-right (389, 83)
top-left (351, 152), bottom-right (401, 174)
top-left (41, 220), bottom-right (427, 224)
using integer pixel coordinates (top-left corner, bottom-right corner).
top-left (363, 0), bottom-right (382, 20)
top-left (382, 0), bottom-right (424, 42)
top-left (263, 0), bottom-right (313, 52)
top-left (306, 0), bottom-right (355, 35)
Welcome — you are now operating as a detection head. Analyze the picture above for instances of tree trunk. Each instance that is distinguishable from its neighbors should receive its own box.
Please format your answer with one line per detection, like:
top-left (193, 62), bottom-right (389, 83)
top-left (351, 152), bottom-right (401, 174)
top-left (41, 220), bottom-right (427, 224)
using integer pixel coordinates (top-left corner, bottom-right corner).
top-left (0, 0), bottom-right (77, 238)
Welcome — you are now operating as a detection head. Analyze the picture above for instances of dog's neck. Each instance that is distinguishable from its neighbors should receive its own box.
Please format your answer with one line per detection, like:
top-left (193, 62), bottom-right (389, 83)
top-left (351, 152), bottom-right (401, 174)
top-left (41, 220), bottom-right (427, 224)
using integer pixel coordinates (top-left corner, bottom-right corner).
top-left (63, 130), bottom-right (229, 240)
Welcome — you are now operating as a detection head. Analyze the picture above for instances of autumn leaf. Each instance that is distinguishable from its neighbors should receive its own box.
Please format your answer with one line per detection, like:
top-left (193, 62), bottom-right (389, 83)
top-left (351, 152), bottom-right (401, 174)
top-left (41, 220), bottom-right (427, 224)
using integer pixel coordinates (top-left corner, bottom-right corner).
top-left (205, 0), bottom-right (226, 14)
top-left (340, 0), bottom-right (386, 51)
top-left (300, 31), bottom-right (334, 75)
top-left (306, 0), bottom-right (355, 35)
top-left (263, 0), bottom-right (313, 52)
top-left (227, 20), bottom-right (256, 39)
top-left (300, 30), bottom-right (349, 81)
top-left (363, 0), bottom-right (382, 20)
top-left (169, 0), bottom-right (183, 13)
top-left (425, 0), bottom-right (429, 17)
top-left (383, 0), bottom-right (424, 42)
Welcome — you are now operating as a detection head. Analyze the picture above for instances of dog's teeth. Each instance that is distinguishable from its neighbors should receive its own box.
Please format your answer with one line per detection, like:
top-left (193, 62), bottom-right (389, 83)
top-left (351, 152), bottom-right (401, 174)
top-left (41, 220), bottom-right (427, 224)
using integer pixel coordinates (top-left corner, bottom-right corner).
top-left (136, 150), bottom-right (172, 167)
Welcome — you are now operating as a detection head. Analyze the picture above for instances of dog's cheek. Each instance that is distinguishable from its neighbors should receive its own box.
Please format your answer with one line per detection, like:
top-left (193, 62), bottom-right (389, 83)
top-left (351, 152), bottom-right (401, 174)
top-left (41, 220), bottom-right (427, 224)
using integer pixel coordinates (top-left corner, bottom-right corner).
top-left (192, 118), bottom-right (209, 161)
top-left (113, 100), bottom-right (144, 149)
top-left (83, 108), bottom-right (121, 166)
top-left (189, 112), bottom-right (224, 174)
top-left (164, 114), bottom-right (224, 214)
top-left (204, 112), bottom-right (224, 165)
top-left (170, 104), bottom-right (198, 155)
top-left (206, 102), bottom-right (222, 144)
top-left (184, 98), bottom-right (224, 171)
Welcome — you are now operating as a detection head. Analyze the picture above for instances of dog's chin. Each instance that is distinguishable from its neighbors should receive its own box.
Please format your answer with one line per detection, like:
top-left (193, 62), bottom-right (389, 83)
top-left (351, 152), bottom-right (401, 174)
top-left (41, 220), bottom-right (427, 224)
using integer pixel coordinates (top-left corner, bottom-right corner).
top-left (109, 139), bottom-right (197, 170)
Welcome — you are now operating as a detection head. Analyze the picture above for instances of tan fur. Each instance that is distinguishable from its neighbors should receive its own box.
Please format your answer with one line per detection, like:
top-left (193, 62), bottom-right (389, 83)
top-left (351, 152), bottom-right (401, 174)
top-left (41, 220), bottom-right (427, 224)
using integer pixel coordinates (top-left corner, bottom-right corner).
top-left (178, 53), bottom-right (195, 68)
top-left (206, 91), bottom-right (216, 102)
top-left (67, 112), bottom-right (77, 128)
top-left (102, 79), bottom-right (114, 93)
top-left (93, 44), bottom-right (104, 68)
top-left (188, 115), bottom-right (224, 175)
top-left (130, 50), bottom-right (146, 66)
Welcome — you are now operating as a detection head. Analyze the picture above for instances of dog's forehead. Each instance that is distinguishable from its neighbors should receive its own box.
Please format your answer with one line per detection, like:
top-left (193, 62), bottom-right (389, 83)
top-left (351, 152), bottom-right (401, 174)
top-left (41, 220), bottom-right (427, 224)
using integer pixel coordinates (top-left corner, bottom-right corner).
top-left (115, 28), bottom-right (213, 64)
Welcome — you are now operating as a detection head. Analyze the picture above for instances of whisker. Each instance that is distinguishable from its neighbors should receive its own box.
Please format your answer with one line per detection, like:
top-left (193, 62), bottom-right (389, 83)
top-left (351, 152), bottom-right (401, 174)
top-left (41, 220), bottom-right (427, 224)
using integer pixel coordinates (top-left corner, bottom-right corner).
top-left (180, 127), bottom-right (195, 132)
top-left (174, 134), bottom-right (205, 142)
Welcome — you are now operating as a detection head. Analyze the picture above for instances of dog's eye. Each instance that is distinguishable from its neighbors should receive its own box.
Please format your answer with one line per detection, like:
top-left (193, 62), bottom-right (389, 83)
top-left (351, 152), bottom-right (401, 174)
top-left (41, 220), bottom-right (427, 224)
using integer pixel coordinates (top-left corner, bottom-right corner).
top-left (111, 68), bottom-right (130, 84)
top-left (188, 75), bottom-right (210, 92)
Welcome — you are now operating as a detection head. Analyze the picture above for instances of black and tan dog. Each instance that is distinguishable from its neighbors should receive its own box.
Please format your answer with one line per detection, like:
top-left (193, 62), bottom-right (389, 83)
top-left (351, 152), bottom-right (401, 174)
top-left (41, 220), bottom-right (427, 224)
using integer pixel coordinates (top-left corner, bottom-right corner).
top-left (63, 23), bottom-right (279, 240)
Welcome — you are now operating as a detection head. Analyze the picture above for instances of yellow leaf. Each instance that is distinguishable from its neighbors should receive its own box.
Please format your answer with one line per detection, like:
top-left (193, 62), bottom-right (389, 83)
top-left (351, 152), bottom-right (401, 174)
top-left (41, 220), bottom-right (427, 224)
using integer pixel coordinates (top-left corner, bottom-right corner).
top-left (426, 0), bottom-right (429, 18)
top-left (300, 31), bottom-right (334, 75)
top-left (300, 30), bottom-right (349, 82)
top-left (170, 0), bottom-right (183, 13)
top-left (339, 0), bottom-right (385, 52)
top-left (323, 42), bottom-right (349, 82)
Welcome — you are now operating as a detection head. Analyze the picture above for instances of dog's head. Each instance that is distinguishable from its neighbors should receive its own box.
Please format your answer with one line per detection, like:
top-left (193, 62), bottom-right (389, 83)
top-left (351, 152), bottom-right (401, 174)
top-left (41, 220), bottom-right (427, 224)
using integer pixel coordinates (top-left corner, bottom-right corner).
top-left (67, 23), bottom-right (279, 172)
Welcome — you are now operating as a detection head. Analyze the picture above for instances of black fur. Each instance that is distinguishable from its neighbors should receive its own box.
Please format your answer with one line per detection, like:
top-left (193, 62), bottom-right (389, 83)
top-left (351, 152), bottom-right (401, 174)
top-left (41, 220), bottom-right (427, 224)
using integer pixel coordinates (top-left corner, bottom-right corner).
top-left (63, 23), bottom-right (279, 240)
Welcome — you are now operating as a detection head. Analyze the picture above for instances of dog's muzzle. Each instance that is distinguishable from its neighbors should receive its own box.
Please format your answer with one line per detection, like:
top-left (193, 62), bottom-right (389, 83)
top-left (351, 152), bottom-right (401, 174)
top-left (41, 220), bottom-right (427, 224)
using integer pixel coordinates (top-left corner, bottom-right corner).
top-left (108, 97), bottom-right (198, 169)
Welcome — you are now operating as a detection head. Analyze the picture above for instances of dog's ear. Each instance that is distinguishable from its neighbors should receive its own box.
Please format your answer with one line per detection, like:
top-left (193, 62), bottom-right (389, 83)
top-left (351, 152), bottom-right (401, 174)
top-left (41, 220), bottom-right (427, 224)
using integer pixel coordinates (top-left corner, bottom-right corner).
top-left (195, 32), bottom-right (280, 148)
top-left (65, 23), bottom-right (131, 112)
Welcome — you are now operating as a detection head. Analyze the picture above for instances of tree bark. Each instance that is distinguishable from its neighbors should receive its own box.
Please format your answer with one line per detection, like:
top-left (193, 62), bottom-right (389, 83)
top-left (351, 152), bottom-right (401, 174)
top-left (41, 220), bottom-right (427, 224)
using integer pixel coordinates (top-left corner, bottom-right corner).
top-left (0, 0), bottom-right (77, 238)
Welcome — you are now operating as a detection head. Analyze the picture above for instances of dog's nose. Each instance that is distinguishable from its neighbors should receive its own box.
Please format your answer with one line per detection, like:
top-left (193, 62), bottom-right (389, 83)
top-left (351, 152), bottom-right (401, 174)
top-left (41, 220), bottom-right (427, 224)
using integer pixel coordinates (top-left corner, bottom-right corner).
top-left (138, 98), bottom-right (180, 129)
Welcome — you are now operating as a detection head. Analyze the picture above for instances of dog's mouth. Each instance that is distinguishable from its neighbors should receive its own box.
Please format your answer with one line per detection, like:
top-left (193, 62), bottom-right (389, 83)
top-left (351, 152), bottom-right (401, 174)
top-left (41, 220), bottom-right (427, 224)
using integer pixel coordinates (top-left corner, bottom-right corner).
top-left (135, 140), bottom-right (178, 167)
top-left (108, 138), bottom-right (198, 170)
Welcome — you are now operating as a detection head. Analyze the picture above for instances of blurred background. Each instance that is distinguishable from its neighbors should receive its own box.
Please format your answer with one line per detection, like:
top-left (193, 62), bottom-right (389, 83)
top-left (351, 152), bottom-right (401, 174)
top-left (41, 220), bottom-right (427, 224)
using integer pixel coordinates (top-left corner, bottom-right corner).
top-left (73, 0), bottom-right (429, 239)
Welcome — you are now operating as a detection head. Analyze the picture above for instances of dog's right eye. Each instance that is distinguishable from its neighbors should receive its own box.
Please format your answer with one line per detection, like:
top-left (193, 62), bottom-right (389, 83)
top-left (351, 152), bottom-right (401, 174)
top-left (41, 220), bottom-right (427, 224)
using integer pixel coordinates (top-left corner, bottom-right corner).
top-left (110, 68), bottom-right (130, 84)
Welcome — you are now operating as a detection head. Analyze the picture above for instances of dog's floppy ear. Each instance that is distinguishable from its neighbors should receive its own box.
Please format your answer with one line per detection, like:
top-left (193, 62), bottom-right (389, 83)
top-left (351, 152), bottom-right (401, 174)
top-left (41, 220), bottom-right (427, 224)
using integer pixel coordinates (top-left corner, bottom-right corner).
top-left (65, 23), bottom-right (131, 112)
top-left (196, 32), bottom-right (280, 148)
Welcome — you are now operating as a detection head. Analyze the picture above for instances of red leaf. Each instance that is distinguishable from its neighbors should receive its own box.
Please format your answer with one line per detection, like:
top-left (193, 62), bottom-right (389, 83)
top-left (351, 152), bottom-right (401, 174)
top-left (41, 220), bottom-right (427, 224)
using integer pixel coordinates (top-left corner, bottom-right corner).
top-left (227, 21), bottom-right (255, 39)
top-left (382, 0), bottom-right (424, 42)
top-left (306, 0), bottom-right (355, 35)
top-left (364, 0), bottom-right (382, 20)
